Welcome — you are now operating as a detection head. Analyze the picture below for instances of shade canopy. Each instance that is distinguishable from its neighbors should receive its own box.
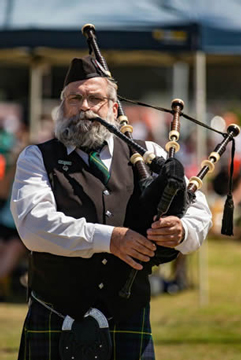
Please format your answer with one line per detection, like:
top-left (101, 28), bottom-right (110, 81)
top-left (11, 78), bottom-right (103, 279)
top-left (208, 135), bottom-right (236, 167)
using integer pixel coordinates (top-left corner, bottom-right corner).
top-left (0, 0), bottom-right (241, 61)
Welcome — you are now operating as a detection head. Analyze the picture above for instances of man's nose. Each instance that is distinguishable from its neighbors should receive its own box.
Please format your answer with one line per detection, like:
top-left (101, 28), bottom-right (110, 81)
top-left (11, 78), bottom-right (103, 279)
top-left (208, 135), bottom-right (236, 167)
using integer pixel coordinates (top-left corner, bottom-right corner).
top-left (80, 97), bottom-right (90, 111)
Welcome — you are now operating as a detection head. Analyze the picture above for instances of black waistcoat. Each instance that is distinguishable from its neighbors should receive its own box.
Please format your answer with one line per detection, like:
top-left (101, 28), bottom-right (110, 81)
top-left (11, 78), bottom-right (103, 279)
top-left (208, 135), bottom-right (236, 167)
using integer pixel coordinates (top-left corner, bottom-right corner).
top-left (30, 137), bottom-right (154, 322)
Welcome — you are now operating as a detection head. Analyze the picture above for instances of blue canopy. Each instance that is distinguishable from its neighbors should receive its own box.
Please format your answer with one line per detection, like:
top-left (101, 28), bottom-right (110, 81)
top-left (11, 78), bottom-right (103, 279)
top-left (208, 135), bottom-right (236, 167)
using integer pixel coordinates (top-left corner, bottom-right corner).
top-left (0, 0), bottom-right (241, 54)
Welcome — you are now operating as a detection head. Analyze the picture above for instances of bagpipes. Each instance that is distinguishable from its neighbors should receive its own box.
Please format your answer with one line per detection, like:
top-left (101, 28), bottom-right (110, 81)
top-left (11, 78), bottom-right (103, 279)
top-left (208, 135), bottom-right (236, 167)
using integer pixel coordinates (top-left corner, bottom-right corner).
top-left (81, 24), bottom-right (240, 298)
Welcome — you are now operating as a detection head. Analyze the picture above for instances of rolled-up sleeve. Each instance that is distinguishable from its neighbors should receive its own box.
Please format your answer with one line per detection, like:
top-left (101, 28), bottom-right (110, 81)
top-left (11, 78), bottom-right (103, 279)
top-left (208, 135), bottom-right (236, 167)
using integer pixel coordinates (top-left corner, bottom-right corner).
top-left (175, 190), bottom-right (212, 254)
top-left (10, 145), bottom-right (113, 257)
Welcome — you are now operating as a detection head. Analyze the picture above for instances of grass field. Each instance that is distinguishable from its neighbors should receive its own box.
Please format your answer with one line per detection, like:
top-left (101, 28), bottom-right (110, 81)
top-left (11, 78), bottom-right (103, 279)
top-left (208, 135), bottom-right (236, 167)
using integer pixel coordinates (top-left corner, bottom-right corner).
top-left (1, 238), bottom-right (241, 360)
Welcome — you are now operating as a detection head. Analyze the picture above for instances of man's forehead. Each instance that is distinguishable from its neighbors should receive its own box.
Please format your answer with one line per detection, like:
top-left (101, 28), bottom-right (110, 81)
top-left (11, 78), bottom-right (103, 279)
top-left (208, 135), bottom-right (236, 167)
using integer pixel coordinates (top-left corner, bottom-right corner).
top-left (66, 77), bottom-right (108, 93)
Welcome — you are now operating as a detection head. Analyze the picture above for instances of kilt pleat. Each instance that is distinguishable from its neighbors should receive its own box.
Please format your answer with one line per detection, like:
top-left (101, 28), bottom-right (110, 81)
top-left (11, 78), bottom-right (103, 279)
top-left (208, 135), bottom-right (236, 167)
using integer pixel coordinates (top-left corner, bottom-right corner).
top-left (109, 305), bottom-right (155, 360)
top-left (17, 296), bottom-right (155, 360)
top-left (18, 299), bottom-right (63, 360)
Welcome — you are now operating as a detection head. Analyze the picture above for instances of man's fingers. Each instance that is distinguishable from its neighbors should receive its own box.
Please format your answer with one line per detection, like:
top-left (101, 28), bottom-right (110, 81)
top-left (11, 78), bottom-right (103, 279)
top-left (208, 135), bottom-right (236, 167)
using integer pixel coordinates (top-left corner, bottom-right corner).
top-left (153, 241), bottom-right (179, 248)
top-left (121, 255), bottom-right (143, 270)
top-left (147, 233), bottom-right (176, 240)
top-left (147, 228), bottom-right (171, 236)
top-left (134, 241), bottom-right (156, 257)
top-left (135, 236), bottom-right (156, 252)
top-left (129, 248), bottom-right (152, 262)
top-left (110, 227), bottom-right (157, 269)
top-left (147, 215), bottom-right (183, 242)
top-left (151, 216), bottom-right (179, 229)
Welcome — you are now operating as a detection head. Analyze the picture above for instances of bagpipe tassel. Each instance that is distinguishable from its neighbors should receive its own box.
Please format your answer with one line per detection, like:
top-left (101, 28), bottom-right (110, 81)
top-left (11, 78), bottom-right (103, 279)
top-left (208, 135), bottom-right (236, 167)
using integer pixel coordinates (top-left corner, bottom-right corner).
top-left (221, 138), bottom-right (235, 236)
top-left (221, 193), bottom-right (234, 236)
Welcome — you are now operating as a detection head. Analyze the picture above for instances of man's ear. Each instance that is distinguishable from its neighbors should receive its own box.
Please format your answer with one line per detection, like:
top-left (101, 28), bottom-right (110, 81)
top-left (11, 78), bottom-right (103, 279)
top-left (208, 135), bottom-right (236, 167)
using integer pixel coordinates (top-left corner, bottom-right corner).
top-left (113, 102), bottom-right (118, 119)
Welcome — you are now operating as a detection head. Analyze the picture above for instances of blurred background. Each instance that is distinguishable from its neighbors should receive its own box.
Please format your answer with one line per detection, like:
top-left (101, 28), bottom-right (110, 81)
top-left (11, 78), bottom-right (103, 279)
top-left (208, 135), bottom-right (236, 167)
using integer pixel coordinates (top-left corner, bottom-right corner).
top-left (0, 1), bottom-right (241, 359)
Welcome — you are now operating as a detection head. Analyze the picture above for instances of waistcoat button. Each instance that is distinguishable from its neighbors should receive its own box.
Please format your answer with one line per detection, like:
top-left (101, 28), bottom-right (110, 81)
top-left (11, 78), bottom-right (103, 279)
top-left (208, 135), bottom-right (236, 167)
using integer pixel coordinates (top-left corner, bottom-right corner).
top-left (98, 283), bottom-right (104, 289)
top-left (105, 210), bottom-right (112, 217)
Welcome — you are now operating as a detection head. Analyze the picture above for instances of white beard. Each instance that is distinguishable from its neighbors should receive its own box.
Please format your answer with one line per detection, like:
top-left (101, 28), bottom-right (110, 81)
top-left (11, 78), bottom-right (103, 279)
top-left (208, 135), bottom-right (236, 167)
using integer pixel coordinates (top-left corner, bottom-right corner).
top-left (54, 107), bottom-right (119, 150)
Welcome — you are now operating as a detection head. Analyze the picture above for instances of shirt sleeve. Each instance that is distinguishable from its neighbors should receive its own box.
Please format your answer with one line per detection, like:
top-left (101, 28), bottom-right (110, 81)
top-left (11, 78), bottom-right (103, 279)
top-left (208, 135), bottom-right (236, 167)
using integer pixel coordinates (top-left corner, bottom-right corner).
top-left (145, 140), bottom-right (213, 254)
top-left (10, 145), bottom-right (113, 257)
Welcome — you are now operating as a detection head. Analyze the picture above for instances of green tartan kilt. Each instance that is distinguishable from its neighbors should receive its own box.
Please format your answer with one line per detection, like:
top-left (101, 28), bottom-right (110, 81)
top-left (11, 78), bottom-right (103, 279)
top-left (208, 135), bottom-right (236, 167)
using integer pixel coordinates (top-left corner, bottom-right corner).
top-left (18, 296), bottom-right (155, 360)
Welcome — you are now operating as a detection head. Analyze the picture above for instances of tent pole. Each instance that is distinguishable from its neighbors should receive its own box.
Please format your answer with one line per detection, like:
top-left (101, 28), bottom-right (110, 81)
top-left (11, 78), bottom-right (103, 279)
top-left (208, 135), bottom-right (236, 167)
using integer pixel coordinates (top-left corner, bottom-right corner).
top-left (29, 62), bottom-right (43, 143)
top-left (195, 51), bottom-right (209, 306)
top-left (173, 61), bottom-right (189, 108)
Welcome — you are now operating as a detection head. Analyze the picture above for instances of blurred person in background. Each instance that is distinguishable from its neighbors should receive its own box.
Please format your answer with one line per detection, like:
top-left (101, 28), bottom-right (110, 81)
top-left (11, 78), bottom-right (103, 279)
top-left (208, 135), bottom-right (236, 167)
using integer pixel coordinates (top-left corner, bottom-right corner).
top-left (123, 105), bottom-right (155, 142)
top-left (0, 119), bottom-right (28, 300)
top-left (11, 55), bottom-right (212, 360)
top-left (0, 164), bottom-right (27, 299)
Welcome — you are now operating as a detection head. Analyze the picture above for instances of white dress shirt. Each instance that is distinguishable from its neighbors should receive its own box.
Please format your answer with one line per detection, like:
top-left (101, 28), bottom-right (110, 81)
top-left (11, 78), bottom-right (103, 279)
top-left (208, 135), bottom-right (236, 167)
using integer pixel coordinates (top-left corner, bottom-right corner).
top-left (10, 135), bottom-right (212, 258)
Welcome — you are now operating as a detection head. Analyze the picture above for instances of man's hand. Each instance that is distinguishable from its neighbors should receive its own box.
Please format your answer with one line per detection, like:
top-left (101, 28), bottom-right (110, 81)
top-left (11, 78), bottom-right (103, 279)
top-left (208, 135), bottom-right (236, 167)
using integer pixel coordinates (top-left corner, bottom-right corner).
top-left (110, 227), bottom-right (156, 270)
top-left (146, 215), bottom-right (185, 248)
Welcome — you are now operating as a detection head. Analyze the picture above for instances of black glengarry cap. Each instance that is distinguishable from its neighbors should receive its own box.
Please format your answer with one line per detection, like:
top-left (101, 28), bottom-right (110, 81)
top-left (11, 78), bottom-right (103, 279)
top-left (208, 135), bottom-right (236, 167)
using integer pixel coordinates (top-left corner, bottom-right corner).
top-left (64, 55), bottom-right (112, 87)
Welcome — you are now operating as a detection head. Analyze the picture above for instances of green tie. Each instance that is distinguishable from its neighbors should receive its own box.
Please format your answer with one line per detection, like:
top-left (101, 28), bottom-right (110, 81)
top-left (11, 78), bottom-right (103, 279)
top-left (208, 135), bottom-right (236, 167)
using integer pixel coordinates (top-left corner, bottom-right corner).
top-left (88, 150), bottom-right (110, 185)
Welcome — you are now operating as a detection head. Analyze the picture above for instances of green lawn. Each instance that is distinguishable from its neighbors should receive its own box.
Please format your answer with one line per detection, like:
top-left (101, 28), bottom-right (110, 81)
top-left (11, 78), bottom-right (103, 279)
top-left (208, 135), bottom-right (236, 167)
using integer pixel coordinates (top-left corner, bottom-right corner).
top-left (151, 239), bottom-right (241, 359)
top-left (1, 238), bottom-right (241, 360)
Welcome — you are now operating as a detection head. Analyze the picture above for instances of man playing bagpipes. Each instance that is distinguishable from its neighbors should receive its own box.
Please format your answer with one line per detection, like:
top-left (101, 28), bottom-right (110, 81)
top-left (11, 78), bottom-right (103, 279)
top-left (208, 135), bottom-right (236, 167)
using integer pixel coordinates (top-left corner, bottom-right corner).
top-left (10, 54), bottom-right (212, 360)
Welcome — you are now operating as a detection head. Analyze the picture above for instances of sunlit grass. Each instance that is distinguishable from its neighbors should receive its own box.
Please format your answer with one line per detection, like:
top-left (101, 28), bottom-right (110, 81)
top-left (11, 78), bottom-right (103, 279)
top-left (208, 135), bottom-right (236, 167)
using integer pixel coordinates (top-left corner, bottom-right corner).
top-left (151, 238), bottom-right (241, 359)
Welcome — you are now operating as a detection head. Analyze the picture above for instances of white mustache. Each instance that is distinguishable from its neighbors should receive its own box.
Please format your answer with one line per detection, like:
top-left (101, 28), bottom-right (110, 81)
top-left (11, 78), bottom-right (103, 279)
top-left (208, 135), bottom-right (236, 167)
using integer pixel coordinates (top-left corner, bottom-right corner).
top-left (79, 110), bottom-right (99, 121)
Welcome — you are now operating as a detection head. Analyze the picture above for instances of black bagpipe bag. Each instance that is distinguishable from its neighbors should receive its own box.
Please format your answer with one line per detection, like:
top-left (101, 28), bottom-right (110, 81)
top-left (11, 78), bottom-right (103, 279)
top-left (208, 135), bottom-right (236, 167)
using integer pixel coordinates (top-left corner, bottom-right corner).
top-left (126, 157), bottom-right (188, 266)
